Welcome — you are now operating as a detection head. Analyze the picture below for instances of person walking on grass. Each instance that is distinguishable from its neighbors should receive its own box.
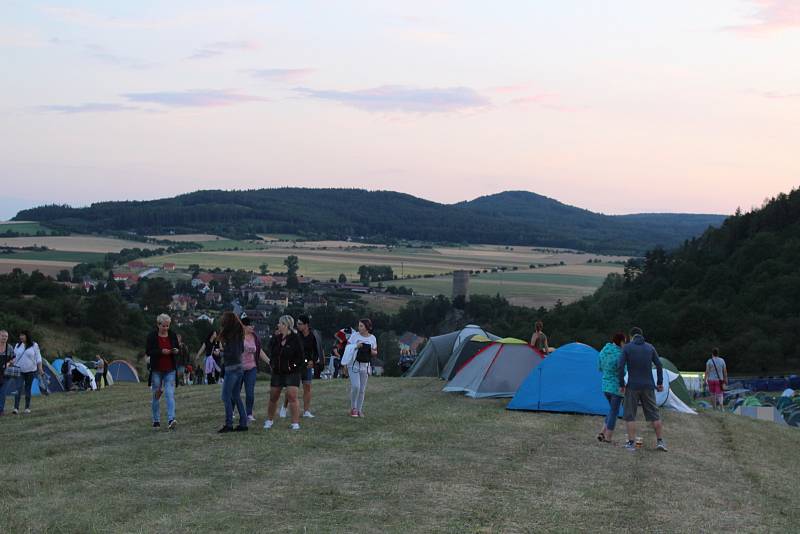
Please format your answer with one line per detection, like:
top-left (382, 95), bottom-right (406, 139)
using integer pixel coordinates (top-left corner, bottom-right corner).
top-left (530, 321), bottom-right (549, 355)
top-left (217, 312), bottom-right (248, 433)
top-left (0, 330), bottom-right (16, 416)
top-left (198, 332), bottom-right (221, 385)
top-left (342, 319), bottom-right (377, 418)
top-left (280, 315), bottom-right (323, 419)
top-left (264, 316), bottom-right (304, 431)
top-left (241, 317), bottom-right (269, 424)
top-left (705, 348), bottom-right (728, 411)
top-left (618, 327), bottom-right (667, 452)
top-left (10, 331), bottom-right (44, 415)
top-left (175, 334), bottom-right (190, 388)
top-left (597, 332), bottom-right (625, 443)
top-left (145, 314), bottom-right (179, 430)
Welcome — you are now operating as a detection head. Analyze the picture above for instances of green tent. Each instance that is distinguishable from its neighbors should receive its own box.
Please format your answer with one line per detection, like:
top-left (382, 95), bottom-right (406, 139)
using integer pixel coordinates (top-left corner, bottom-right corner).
top-left (404, 325), bottom-right (498, 378)
top-left (659, 357), bottom-right (692, 405)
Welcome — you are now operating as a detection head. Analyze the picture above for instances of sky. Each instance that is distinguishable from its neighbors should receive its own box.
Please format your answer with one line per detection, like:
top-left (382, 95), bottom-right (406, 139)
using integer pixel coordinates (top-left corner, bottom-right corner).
top-left (1, 0), bottom-right (799, 221)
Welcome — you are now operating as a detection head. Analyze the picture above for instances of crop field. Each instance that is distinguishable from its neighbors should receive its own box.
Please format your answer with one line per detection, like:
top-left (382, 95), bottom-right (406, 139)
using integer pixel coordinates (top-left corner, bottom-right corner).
top-left (1, 250), bottom-right (107, 263)
top-left (0, 259), bottom-right (77, 277)
top-left (0, 235), bottom-right (160, 253)
top-left (149, 234), bottom-right (223, 242)
top-left (387, 265), bottom-right (623, 308)
top-left (0, 221), bottom-right (53, 235)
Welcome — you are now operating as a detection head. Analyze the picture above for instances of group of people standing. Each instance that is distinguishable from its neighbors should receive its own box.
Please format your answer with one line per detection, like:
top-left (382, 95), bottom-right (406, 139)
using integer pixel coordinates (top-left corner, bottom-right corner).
top-left (147, 313), bottom-right (378, 433)
top-left (597, 326), bottom-right (730, 451)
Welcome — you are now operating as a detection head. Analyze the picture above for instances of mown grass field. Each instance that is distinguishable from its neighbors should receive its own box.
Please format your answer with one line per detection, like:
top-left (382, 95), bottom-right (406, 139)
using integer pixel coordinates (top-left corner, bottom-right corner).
top-left (1, 378), bottom-right (798, 533)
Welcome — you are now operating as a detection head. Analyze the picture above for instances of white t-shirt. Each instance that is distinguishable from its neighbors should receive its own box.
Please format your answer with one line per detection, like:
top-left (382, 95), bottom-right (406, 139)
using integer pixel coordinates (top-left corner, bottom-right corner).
top-left (706, 356), bottom-right (726, 381)
top-left (13, 342), bottom-right (42, 373)
top-left (342, 332), bottom-right (377, 367)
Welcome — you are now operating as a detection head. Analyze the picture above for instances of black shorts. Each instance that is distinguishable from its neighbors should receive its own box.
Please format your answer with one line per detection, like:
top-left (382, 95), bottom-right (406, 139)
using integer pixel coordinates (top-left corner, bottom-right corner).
top-left (270, 372), bottom-right (301, 388)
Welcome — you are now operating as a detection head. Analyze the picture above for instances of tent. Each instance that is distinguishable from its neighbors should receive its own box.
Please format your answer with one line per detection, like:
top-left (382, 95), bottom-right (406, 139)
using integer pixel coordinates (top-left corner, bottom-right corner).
top-left (659, 357), bottom-right (693, 405)
top-left (108, 360), bottom-right (140, 383)
top-left (439, 335), bottom-right (494, 381)
top-left (508, 343), bottom-right (611, 415)
top-left (404, 325), bottom-right (498, 378)
top-left (41, 359), bottom-right (65, 393)
top-left (735, 405), bottom-right (787, 425)
top-left (443, 340), bottom-right (543, 398)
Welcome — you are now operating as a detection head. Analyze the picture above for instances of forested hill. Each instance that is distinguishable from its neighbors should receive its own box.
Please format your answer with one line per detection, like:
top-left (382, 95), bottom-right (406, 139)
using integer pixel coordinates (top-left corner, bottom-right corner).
top-left (540, 189), bottom-right (800, 372)
top-left (15, 189), bottom-right (724, 255)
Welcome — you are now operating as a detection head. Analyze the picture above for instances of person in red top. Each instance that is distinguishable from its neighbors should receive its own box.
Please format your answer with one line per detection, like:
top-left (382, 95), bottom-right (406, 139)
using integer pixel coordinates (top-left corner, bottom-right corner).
top-left (145, 314), bottom-right (180, 430)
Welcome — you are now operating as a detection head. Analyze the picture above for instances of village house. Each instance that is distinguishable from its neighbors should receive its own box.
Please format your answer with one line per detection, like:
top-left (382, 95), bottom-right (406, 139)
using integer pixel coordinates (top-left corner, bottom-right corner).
top-left (169, 294), bottom-right (198, 312)
top-left (127, 260), bottom-right (147, 270)
top-left (162, 263), bottom-right (176, 271)
top-left (303, 294), bottom-right (328, 309)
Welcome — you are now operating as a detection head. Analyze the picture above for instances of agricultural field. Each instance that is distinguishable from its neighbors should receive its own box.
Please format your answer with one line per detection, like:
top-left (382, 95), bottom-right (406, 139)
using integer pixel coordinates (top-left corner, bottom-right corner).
top-left (1, 379), bottom-right (797, 532)
top-left (147, 243), bottom-right (626, 307)
top-left (0, 259), bottom-right (77, 277)
top-left (149, 234), bottom-right (223, 242)
top-left (0, 221), bottom-right (53, 235)
top-left (1, 250), bottom-right (107, 263)
top-left (388, 264), bottom-right (624, 308)
top-left (0, 235), bottom-right (159, 253)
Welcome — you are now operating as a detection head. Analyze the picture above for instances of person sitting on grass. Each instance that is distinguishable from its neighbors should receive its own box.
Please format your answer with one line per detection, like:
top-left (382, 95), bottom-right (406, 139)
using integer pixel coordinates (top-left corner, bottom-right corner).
top-left (617, 327), bottom-right (667, 452)
top-left (217, 312), bottom-right (248, 434)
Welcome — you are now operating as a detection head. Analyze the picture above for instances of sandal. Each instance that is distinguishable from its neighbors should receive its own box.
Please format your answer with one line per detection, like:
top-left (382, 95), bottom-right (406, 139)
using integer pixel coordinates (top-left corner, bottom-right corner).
top-left (596, 432), bottom-right (605, 442)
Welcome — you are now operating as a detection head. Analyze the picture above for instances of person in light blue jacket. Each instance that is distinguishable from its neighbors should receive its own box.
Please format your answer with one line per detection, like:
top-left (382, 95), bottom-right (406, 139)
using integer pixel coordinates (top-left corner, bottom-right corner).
top-left (597, 332), bottom-right (625, 442)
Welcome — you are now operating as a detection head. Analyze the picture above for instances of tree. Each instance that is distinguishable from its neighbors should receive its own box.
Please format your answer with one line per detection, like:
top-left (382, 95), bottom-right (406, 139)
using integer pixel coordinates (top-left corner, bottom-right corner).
top-left (285, 255), bottom-right (300, 289)
top-left (338, 273), bottom-right (347, 283)
top-left (231, 270), bottom-right (251, 289)
top-left (139, 277), bottom-right (173, 312)
top-left (85, 292), bottom-right (126, 340)
top-left (259, 263), bottom-right (269, 275)
top-left (57, 270), bottom-right (71, 282)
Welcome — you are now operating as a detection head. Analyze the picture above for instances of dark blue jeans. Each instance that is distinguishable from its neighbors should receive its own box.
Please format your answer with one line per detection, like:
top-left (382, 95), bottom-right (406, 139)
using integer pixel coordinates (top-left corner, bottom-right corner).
top-left (604, 392), bottom-right (623, 431)
top-left (242, 367), bottom-right (257, 417)
top-left (222, 367), bottom-right (246, 428)
top-left (14, 372), bottom-right (36, 410)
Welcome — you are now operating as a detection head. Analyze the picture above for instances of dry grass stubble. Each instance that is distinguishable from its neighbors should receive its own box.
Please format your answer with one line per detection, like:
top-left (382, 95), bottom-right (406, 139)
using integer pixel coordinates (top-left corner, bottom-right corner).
top-left (0, 378), bottom-right (798, 533)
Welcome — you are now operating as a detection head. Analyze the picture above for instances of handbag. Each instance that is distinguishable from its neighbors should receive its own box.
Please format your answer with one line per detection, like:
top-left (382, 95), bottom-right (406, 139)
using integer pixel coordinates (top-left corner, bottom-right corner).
top-left (4, 365), bottom-right (21, 378)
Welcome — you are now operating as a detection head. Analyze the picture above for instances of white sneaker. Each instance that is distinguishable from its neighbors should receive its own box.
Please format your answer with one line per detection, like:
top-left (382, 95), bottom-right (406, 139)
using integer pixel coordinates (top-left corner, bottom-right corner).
top-left (303, 411), bottom-right (315, 418)
top-left (279, 406), bottom-right (287, 418)
top-left (290, 423), bottom-right (300, 431)
top-left (24, 409), bottom-right (31, 414)
top-left (12, 408), bottom-right (18, 415)
top-left (247, 415), bottom-right (256, 423)
top-left (263, 419), bottom-right (274, 430)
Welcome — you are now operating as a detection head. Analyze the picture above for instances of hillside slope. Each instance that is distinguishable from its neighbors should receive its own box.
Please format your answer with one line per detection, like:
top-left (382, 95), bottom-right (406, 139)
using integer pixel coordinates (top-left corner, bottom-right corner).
top-left (541, 189), bottom-right (800, 372)
top-left (15, 188), bottom-right (725, 255)
top-left (0, 379), bottom-right (797, 533)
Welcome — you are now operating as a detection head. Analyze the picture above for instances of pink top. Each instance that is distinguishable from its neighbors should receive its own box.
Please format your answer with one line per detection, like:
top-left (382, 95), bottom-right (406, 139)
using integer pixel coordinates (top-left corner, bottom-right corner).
top-left (242, 336), bottom-right (257, 371)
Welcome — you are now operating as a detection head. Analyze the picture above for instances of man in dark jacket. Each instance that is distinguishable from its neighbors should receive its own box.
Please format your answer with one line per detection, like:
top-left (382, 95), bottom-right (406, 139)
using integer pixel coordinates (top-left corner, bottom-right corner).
top-left (618, 327), bottom-right (667, 452)
top-left (145, 314), bottom-right (180, 430)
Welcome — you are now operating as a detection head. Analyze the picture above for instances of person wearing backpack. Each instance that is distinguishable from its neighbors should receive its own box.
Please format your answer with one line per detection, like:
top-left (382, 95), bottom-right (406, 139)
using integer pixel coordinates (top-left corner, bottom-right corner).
top-left (341, 319), bottom-right (377, 418)
top-left (705, 348), bottom-right (728, 411)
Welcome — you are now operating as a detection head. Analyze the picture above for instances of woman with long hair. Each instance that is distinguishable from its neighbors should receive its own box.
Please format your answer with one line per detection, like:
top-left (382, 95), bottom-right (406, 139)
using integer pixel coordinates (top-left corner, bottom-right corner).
top-left (343, 319), bottom-right (377, 418)
top-left (240, 317), bottom-right (269, 423)
top-left (597, 332), bottom-right (625, 442)
top-left (11, 330), bottom-right (44, 415)
top-left (263, 315), bottom-right (304, 431)
top-left (217, 312), bottom-right (247, 433)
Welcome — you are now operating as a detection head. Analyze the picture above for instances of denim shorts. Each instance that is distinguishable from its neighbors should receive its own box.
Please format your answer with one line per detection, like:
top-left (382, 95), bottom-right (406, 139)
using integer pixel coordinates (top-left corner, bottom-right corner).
top-left (301, 366), bottom-right (314, 384)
